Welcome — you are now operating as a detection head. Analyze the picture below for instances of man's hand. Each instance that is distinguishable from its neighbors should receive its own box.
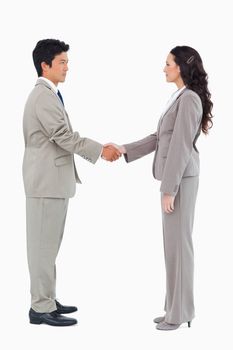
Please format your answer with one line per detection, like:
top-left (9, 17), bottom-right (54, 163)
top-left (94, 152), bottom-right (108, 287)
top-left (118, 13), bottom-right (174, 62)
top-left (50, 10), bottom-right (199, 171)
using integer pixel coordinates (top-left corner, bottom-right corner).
top-left (162, 194), bottom-right (175, 214)
top-left (101, 145), bottom-right (122, 162)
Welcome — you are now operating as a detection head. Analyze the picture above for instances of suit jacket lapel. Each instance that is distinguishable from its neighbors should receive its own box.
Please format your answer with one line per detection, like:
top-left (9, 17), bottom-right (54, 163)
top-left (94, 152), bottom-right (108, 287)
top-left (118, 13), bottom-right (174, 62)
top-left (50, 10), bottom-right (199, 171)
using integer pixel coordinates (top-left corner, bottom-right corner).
top-left (162, 87), bottom-right (187, 118)
top-left (157, 87), bottom-right (187, 134)
top-left (35, 79), bottom-right (72, 130)
top-left (35, 78), bottom-right (53, 91)
top-left (35, 78), bottom-right (64, 107)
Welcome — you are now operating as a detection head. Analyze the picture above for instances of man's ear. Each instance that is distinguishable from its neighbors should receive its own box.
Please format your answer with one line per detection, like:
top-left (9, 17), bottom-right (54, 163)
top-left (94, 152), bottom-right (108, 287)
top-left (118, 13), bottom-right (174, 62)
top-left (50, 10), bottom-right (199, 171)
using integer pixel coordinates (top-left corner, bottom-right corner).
top-left (41, 61), bottom-right (49, 74)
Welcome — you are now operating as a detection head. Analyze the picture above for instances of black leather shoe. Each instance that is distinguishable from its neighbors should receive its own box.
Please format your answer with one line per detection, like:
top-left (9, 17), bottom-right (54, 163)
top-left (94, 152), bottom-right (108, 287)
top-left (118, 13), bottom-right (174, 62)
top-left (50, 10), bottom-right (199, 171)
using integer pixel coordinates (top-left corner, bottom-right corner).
top-left (55, 300), bottom-right (78, 314)
top-left (29, 308), bottom-right (77, 326)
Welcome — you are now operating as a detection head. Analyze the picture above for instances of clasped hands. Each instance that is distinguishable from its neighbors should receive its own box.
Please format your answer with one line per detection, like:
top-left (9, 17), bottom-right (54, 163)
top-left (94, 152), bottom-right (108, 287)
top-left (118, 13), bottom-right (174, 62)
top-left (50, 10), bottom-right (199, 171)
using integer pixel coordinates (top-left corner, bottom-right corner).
top-left (101, 143), bottom-right (126, 162)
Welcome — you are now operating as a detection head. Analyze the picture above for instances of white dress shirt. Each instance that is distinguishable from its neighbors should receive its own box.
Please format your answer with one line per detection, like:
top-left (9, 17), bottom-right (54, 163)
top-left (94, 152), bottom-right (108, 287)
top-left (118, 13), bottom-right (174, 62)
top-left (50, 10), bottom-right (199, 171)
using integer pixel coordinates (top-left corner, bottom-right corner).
top-left (161, 86), bottom-right (186, 118)
top-left (38, 77), bottom-right (58, 93)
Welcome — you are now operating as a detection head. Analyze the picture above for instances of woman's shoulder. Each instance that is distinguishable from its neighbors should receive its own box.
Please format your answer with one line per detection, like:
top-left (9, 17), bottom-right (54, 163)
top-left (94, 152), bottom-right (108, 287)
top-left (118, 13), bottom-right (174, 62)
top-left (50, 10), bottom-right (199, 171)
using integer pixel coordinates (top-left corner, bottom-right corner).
top-left (181, 88), bottom-right (201, 101)
top-left (179, 88), bottom-right (202, 108)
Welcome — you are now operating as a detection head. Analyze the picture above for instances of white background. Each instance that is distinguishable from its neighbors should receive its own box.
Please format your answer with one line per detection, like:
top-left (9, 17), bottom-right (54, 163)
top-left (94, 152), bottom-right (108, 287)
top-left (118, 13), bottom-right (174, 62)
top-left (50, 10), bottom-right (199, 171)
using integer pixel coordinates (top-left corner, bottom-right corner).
top-left (1, 0), bottom-right (232, 349)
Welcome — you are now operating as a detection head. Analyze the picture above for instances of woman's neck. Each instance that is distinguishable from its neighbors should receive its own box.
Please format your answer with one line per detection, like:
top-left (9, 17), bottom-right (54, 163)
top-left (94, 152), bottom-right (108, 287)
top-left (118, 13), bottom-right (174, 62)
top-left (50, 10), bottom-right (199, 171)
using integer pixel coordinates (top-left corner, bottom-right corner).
top-left (175, 77), bottom-right (185, 89)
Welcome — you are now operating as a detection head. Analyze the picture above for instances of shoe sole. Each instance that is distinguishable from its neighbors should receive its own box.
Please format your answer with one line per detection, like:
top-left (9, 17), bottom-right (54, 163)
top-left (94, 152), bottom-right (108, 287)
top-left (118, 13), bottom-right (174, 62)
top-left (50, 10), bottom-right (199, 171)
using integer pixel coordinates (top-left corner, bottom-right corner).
top-left (30, 317), bottom-right (77, 326)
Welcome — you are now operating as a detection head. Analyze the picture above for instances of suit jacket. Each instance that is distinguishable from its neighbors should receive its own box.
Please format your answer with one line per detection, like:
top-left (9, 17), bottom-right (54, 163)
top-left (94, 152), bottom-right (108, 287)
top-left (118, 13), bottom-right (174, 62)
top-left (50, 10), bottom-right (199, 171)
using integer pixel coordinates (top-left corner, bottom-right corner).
top-left (124, 88), bottom-right (203, 196)
top-left (22, 79), bottom-right (103, 198)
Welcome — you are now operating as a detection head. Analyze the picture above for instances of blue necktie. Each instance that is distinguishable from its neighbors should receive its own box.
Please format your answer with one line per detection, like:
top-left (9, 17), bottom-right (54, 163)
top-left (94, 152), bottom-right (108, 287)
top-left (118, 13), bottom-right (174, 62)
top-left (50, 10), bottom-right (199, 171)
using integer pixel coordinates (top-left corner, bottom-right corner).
top-left (57, 90), bottom-right (64, 106)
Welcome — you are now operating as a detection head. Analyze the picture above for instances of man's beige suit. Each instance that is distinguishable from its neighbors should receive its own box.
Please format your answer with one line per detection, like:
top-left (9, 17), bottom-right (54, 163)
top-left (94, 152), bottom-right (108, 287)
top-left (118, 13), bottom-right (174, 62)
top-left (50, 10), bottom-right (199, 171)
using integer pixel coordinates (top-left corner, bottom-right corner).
top-left (123, 88), bottom-right (202, 324)
top-left (23, 79), bottom-right (102, 312)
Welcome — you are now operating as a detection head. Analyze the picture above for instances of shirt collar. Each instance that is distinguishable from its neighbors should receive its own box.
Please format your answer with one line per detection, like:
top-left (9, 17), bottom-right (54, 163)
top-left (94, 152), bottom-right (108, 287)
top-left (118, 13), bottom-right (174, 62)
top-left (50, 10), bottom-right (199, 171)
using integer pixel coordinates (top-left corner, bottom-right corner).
top-left (172, 85), bottom-right (186, 98)
top-left (38, 77), bottom-right (58, 93)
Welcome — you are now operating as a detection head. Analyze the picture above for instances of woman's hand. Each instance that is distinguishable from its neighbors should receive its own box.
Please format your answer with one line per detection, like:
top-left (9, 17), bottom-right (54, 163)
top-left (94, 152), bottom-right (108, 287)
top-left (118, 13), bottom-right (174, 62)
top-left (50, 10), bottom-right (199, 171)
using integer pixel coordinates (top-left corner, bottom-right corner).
top-left (104, 143), bottom-right (126, 154)
top-left (162, 194), bottom-right (175, 214)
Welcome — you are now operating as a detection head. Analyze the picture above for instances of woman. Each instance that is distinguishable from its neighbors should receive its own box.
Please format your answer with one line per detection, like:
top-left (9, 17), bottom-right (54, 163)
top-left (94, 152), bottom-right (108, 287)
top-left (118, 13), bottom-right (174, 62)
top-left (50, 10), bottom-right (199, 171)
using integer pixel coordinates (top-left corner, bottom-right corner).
top-left (113, 46), bottom-right (213, 330)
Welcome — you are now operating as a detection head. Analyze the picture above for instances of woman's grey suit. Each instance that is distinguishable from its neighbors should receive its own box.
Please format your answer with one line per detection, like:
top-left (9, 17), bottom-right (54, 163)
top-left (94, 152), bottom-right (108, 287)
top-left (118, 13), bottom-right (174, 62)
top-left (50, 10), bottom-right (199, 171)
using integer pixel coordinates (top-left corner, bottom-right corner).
top-left (23, 79), bottom-right (102, 312)
top-left (123, 88), bottom-right (202, 324)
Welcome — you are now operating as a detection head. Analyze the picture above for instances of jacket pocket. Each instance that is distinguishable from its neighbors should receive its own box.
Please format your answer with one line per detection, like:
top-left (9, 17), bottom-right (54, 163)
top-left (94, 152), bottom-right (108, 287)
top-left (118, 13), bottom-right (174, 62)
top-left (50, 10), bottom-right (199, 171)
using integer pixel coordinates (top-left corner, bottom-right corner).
top-left (54, 154), bottom-right (73, 166)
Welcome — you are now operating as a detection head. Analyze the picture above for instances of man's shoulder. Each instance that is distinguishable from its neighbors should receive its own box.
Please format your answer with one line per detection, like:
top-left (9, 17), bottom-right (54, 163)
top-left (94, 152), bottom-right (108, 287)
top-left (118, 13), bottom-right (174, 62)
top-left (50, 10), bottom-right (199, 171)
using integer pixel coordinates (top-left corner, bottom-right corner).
top-left (24, 86), bottom-right (59, 118)
top-left (28, 83), bottom-right (57, 104)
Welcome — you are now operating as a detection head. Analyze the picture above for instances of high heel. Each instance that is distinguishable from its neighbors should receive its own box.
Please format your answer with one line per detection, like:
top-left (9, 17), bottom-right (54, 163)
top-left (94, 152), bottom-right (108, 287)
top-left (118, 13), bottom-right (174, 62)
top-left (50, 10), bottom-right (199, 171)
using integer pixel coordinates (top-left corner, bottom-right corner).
top-left (156, 320), bottom-right (192, 331)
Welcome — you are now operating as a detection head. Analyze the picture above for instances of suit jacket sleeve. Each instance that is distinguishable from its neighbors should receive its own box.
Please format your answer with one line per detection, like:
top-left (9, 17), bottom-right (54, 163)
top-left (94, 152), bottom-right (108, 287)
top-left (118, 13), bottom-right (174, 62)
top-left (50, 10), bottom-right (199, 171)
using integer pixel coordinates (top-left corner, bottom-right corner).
top-left (35, 91), bottom-right (103, 164)
top-left (123, 133), bottom-right (157, 162)
top-left (160, 93), bottom-right (202, 196)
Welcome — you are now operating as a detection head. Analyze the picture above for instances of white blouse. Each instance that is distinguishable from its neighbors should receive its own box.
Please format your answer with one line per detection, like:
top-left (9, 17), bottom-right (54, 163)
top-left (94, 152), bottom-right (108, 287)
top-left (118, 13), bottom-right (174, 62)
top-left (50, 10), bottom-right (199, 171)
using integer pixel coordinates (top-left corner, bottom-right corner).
top-left (161, 86), bottom-right (186, 118)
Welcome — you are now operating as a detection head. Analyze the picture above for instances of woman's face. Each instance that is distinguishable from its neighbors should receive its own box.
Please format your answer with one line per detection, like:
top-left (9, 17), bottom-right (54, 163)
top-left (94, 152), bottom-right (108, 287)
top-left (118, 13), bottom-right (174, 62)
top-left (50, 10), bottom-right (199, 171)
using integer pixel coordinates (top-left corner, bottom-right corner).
top-left (163, 53), bottom-right (181, 84)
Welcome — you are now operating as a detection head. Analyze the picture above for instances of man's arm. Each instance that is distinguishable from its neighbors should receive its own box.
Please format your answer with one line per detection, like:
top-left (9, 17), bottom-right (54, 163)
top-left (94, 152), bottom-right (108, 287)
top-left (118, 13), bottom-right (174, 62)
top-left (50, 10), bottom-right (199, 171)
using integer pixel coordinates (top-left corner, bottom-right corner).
top-left (36, 91), bottom-right (120, 162)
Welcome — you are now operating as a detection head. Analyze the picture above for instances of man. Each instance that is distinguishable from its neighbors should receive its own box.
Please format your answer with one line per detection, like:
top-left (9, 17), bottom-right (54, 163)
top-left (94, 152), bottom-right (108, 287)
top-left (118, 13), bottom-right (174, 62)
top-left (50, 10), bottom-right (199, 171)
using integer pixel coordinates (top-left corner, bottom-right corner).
top-left (22, 39), bottom-right (121, 326)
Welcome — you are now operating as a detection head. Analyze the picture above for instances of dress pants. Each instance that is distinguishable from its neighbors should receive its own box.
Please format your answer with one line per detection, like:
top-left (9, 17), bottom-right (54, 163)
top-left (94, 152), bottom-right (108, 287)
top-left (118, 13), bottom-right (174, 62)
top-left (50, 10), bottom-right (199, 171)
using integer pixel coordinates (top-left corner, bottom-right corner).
top-left (161, 176), bottom-right (199, 324)
top-left (26, 197), bottom-right (69, 312)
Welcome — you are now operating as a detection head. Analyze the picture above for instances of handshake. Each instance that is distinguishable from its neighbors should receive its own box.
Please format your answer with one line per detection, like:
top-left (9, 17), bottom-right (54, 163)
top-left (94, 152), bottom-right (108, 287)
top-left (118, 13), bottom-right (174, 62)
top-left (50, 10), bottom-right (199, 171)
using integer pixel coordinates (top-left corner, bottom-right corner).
top-left (101, 143), bottom-right (126, 162)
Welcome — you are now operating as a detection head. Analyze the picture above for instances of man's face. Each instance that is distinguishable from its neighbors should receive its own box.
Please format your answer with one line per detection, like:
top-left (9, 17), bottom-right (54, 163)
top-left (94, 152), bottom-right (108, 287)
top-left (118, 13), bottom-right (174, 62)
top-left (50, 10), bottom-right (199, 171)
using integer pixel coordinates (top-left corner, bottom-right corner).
top-left (42, 52), bottom-right (69, 85)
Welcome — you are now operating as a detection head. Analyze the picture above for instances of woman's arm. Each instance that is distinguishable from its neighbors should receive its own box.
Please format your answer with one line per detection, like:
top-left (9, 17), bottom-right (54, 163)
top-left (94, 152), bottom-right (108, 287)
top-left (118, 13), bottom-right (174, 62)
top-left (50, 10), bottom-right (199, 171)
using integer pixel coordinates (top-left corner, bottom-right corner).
top-left (105, 133), bottom-right (157, 162)
top-left (123, 133), bottom-right (157, 163)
